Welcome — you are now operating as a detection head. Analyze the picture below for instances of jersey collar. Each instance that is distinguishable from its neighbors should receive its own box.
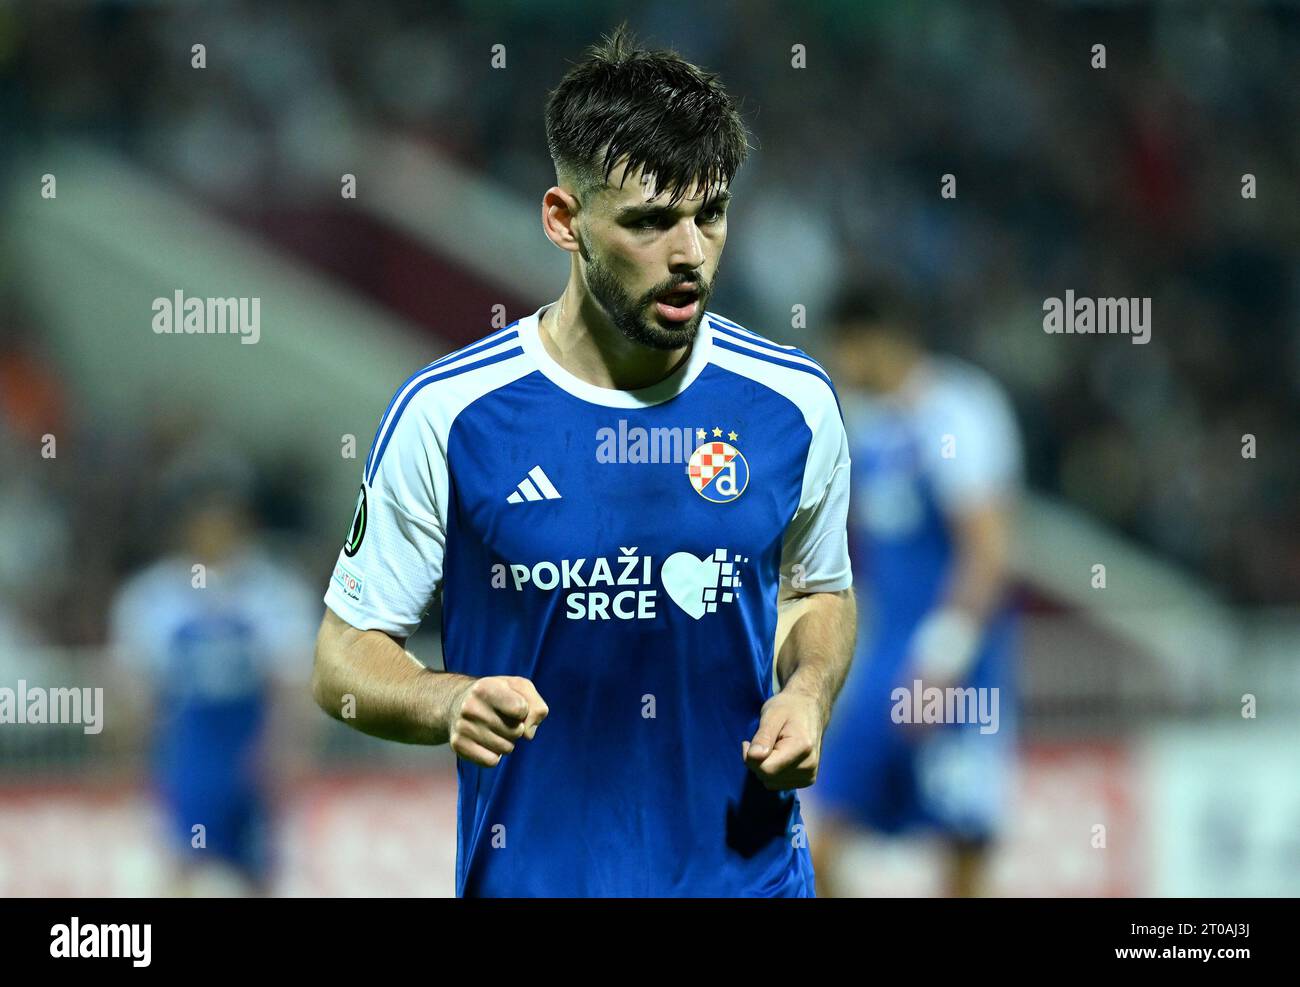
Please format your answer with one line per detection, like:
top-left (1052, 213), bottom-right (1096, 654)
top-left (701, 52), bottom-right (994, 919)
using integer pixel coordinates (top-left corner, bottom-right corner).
top-left (519, 303), bottom-right (713, 408)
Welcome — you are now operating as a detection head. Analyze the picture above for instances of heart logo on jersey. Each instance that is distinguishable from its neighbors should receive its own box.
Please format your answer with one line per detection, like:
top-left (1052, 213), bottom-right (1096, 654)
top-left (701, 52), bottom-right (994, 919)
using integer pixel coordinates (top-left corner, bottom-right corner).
top-left (660, 552), bottom-right (720, 619)
top-left (660, 549), bottom-right (747, 619)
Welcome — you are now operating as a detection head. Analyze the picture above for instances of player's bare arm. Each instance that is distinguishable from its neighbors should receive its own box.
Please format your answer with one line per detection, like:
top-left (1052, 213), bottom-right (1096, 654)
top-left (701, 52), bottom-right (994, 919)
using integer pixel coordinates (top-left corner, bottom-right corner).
top-left (312, 607), bottom-right (548, 764)
top-left (903, 500), bottom-right (1014, 692)
top-left (745, 588), bottom-right (857, 791)
top-left (943, 502), bottom-right (1014, 623)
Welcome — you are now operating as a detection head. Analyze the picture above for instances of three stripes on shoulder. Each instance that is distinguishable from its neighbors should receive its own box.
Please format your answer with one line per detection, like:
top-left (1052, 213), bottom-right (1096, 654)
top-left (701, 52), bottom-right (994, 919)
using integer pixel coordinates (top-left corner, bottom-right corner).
top-left (506, 465), bottom-right (563, 503)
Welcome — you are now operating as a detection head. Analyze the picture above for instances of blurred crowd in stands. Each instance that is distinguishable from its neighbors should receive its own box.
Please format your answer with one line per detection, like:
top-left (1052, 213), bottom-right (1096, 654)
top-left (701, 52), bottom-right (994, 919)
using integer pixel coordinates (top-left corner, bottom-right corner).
top-left (1, 0), bottom-right (1298, 652)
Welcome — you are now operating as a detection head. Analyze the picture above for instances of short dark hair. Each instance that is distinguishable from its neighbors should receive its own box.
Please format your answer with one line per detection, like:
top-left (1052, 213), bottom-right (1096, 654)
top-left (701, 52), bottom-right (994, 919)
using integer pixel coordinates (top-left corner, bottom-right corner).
top-left (544, 23), bottom-right (752, 210)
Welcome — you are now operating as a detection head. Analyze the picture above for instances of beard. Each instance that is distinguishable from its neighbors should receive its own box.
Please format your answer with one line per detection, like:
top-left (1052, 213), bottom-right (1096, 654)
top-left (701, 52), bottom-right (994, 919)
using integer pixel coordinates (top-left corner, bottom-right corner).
top-left (582, 242), bottom-right (709, 352)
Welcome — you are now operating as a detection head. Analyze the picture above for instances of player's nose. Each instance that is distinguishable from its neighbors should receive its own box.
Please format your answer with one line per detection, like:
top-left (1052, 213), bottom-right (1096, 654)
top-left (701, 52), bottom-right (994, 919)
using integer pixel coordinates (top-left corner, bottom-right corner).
top-left (667, 219), bottom-right (706, 269)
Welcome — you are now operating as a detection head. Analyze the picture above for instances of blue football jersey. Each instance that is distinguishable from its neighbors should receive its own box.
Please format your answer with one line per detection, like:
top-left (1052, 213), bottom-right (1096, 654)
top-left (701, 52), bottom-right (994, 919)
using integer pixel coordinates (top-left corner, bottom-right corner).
top-left (325, 305), bottom-right (852, 897)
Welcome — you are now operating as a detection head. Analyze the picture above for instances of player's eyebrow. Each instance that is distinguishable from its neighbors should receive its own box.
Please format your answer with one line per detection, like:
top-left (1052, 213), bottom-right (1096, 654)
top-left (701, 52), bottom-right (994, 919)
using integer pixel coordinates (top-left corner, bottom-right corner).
top-left (615, 189), bottom-right (732, 221)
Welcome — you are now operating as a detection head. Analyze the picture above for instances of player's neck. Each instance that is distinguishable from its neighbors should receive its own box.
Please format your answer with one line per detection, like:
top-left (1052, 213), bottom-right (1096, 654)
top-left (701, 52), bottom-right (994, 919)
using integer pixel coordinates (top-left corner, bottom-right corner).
top-left (539, 293), bottom-right (691, 392)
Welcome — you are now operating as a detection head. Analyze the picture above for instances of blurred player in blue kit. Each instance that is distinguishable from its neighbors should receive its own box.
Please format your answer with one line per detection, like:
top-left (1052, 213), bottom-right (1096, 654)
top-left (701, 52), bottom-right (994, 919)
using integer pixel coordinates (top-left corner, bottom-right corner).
top-left (110, 448), bottom-right (318, 895)
top-left (810, 286), bottom-right (1024, 898)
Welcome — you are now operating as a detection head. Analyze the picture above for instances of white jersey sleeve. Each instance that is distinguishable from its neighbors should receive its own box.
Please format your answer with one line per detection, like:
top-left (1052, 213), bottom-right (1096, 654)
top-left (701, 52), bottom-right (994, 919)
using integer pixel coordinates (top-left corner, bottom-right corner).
top-left (779, 386), bottom-right (854, 596)
top-left (324, 394), bottom-right (448, 638)
top-left (919, 359), bottom-right (1023, 513)
top-left (107, 567), bottom-right (168, 678)
top-left (323, 334), bottom-right (534, 637)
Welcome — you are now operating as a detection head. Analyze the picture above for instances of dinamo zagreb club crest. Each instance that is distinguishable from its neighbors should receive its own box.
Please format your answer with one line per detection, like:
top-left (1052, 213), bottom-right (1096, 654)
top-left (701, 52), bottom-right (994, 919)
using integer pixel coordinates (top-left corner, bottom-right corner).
top-left (687, 436), bottom-right (748, 503)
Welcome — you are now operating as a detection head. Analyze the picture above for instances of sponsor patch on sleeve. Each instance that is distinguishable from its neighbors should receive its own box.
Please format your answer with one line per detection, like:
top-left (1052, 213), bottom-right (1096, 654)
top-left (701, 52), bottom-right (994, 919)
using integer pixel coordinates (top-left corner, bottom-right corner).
top-left (332, 560), bottom-right (365, 603)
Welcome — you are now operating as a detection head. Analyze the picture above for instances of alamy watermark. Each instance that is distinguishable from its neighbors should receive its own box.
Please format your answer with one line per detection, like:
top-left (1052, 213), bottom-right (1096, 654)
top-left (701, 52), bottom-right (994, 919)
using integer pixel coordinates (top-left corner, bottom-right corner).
top-left (595, 420), bottom-right (702, 464)
top-left (890, 680), bottom-right (1000, 734)
top-left (1043, 291), bottom-right (1150, 344)
top-left (50, 917), bottom-right (150, 967)
top-left (152, 290), bottom-right (261, 344)
top-left (0, 680), bottom-right (103, 734)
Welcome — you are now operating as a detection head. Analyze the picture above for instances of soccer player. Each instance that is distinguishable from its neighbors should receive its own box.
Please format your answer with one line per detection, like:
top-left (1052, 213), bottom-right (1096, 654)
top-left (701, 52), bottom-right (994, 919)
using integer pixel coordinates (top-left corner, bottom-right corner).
top-left (110, 448), bottom-right (319, 895)
top-left (312, 25), bottom-right (857, 897)
top-left (809, 285), bottom-right (1023, 898)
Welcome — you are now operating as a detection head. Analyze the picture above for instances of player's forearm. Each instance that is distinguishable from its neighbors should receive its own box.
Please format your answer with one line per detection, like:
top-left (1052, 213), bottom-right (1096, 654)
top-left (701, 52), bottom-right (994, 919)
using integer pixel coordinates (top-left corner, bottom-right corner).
top-left (906, 506), bottom-right (1015, 684)
top-left (943, 549), bottom-right (1008, 626)
top-left (940, 504), bottom-right (1014, 624)
top-left (312, 608), bottom-right (471, 745)
top-left (774, 589), bottom-right (857, 729)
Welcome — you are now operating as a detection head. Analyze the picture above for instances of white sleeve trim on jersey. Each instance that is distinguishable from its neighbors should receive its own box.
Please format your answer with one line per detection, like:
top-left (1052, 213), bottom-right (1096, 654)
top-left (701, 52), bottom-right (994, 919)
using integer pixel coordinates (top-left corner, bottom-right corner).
top-left (706, 322), bottom-right (828, 370)
top-left (325, 344), bottom-right (533, 638)
top-left (325, 483), bottom-right (447, 637)
top-left (781, 426), bottom-right (853, 596)
top-left (364, 328), bottom-right (527, 485)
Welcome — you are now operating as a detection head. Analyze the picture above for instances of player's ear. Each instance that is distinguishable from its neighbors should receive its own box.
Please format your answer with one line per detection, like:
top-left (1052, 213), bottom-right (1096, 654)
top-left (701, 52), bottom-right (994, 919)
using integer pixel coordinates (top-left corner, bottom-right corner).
top-left (541, 186), bottom-right (581, 253)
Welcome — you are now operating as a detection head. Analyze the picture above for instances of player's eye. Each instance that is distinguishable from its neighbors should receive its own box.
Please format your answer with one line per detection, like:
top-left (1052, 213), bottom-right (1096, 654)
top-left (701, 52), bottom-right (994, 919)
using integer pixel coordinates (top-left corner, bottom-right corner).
top-left (632, 207), bottom-right (723, 230)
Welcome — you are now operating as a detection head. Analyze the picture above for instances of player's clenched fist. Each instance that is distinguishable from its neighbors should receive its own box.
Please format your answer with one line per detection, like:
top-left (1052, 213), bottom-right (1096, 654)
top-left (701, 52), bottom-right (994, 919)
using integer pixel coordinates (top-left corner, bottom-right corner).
top-left (742, 691), bottom-right (825, 791)
top-left (447, 676), bottom-right (549, 767)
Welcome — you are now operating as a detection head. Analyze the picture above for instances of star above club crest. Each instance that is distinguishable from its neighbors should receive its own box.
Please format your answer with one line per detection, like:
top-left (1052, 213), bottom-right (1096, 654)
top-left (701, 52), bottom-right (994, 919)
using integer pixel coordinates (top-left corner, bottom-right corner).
top-left (711, 426), bottom-right (723, 437)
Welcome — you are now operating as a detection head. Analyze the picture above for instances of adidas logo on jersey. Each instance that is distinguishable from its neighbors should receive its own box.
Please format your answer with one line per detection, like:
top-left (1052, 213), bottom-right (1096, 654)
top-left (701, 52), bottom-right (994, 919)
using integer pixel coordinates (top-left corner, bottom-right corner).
top-left (506, 466), bottom-right (562, 504)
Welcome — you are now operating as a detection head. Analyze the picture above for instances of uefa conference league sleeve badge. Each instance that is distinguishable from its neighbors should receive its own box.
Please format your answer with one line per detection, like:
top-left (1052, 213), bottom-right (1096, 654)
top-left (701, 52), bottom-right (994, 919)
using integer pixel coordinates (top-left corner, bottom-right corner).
top-left (343, 484), bottom-right (367, 557)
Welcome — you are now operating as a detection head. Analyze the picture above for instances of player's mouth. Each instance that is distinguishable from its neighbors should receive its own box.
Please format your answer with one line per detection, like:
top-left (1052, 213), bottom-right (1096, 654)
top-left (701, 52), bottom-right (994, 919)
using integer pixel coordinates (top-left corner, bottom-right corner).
top-left (653, 286), bottom-right (700, 322)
